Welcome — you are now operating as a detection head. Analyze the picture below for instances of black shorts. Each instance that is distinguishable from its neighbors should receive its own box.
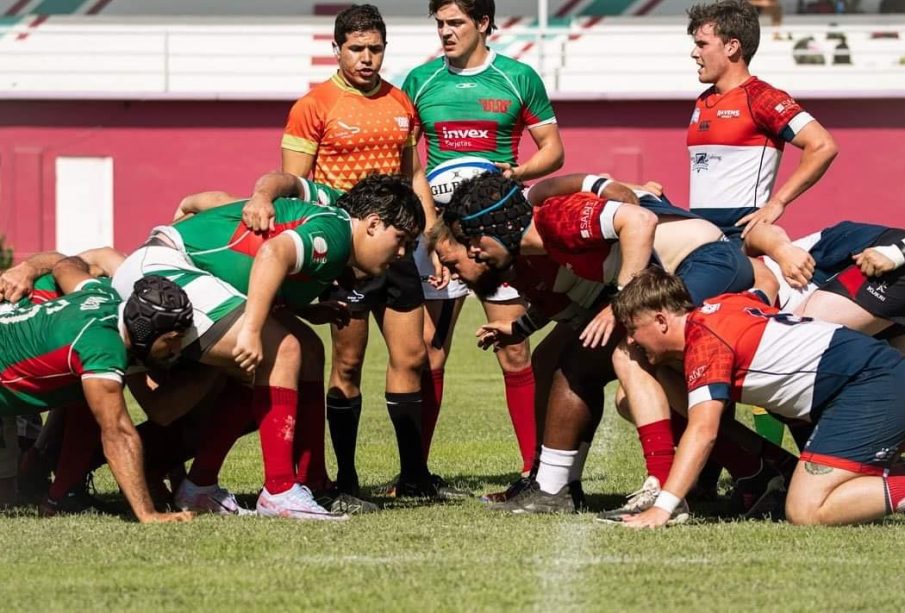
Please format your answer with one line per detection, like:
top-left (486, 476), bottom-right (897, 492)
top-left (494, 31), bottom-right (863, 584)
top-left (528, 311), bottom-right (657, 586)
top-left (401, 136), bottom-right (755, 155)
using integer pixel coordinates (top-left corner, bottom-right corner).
top-left (324, 254), bottom-right (425, 315)
top-left (820, 230), bottom-right (905, 326)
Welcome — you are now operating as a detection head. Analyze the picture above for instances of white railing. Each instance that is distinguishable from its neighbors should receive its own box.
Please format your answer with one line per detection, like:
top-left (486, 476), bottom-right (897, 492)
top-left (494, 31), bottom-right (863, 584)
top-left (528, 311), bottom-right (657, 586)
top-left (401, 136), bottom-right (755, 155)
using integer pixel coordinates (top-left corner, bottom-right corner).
top-left (1, 16), bottom-right (903, 99)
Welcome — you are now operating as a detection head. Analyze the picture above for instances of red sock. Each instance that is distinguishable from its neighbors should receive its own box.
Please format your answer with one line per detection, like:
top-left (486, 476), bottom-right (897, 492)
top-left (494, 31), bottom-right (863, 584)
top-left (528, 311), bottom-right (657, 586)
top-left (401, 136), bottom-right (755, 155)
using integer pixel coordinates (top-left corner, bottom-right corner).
top-left (638, 419), bottom-right (675, 485)
top-left (885, 474), bottom-right (905, 513)
top-left (421, 368), bottom-right (444, 458)
top-left (294, 380), bottom-right (329, 490)
top-left (188, 381), bottom-right (254, 486)
top-left (252, 386), bottom-right (298, 495)
top-left (503, 366), bottom-right (537, 474)
top-left (49, 403), bottom-right (100, 500)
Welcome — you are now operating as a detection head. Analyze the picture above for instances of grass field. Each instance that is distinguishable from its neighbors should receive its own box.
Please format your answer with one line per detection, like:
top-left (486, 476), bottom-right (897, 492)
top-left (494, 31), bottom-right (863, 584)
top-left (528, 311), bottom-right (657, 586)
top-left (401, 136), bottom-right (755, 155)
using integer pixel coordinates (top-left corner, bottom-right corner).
top-left (2, 298), bottom-right (905, 611)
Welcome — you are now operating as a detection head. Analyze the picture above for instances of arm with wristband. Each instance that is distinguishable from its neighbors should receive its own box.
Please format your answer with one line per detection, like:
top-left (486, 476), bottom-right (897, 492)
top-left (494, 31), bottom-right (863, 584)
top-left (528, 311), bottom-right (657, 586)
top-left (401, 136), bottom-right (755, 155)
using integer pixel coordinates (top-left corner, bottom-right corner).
top-left (476, 306), bottom-right (550, 351)
top-left (855, 239), bottom-right (905, 277)
top-left (622, 398), bottom-right (723, 529)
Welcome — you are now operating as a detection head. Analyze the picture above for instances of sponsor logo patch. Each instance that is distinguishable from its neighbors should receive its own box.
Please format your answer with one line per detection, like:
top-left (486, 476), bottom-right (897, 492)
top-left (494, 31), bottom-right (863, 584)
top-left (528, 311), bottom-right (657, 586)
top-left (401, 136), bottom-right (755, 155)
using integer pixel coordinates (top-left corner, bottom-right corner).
top-left (311, 234), bottom-right (329, 264)
top-left (716, 109), bottom-right (741, 119)
top-left (690, 107), bottom-right (700, 124)
top-left (479, 98), bottom-right (513, 114)
top-left (435, 120), bottom-right (498, 152)
top-left (700, 302), bottom-right (721, 314)
top-left (394, 116), bottom-right (410, 131)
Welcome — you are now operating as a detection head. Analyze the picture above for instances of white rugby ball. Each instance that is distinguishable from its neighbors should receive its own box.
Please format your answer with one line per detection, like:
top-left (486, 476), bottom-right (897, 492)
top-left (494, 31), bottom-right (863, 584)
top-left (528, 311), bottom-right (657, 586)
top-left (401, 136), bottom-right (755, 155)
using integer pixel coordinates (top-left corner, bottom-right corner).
top-left (427, 156), bottom-right (499, 206)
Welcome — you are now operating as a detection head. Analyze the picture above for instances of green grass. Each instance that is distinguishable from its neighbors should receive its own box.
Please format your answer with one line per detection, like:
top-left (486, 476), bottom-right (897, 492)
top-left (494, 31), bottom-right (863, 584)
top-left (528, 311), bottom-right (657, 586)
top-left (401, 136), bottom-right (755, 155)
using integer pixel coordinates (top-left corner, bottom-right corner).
top-left (2, 298), bottom-right (905, 611)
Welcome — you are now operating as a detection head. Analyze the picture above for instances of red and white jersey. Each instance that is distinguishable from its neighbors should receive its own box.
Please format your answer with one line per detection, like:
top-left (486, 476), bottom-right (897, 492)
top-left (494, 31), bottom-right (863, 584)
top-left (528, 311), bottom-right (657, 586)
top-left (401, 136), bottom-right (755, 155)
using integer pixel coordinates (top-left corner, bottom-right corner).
top-left (687, 77), bottom-right (814, 226)
top-left (533, 192), bottom-right (621, 283)
top-left (684, 292), bottom-right (896, 421)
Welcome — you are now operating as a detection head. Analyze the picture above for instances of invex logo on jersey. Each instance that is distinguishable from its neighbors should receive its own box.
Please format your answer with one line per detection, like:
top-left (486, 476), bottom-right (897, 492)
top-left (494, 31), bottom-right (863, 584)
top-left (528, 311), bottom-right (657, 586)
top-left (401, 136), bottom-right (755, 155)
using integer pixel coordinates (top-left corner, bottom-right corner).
top-left (436, 121), bottom-right (498, 152)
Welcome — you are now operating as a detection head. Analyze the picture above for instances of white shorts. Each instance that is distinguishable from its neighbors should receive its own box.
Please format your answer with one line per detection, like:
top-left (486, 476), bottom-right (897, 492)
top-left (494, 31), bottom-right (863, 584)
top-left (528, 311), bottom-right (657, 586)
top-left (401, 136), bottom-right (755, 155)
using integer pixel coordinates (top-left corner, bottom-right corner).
top-left (113, 243), bottom-right (246, 350)
top-left (414, 240), bottom-right (520, 302)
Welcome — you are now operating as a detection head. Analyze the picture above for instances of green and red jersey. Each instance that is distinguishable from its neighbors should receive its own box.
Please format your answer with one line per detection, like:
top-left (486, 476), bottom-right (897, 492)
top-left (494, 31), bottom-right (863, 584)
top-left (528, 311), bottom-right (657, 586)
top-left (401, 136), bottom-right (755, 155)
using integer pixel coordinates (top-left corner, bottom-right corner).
top-left (171, 197), bottom-right (352, 309)
top-left (0, 280), bottom-right (126, 416)
top-left (402, 50), bottom-right (557, 171)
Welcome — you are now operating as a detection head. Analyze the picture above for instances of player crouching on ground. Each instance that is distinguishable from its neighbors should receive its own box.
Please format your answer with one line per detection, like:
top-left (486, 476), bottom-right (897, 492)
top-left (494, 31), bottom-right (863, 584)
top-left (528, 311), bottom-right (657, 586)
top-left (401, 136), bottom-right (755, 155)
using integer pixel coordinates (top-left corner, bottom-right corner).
top-left (0, 257), bottom-right (193, 523)
top-left (612, 267), bottom-right (905, 528)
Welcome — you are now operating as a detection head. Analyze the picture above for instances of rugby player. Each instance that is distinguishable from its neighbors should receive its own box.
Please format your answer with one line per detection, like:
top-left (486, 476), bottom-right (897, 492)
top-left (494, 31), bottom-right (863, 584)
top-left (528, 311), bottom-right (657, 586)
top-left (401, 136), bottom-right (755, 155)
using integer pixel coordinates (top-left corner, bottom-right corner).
top-left (112, 173), bottom-right (424, 519)
top-left (611, 267), bottom-right (905, 528)
top-left (443, 173), bottom-right (777, 516)
top-left (687, 0), bottom-right (837, 242)
top-left (403, 0), bottom-right (564, 493)
top-left (248, 4), bottom-right (457, 501)
top-left (0, 258), bottom-right (193, 524)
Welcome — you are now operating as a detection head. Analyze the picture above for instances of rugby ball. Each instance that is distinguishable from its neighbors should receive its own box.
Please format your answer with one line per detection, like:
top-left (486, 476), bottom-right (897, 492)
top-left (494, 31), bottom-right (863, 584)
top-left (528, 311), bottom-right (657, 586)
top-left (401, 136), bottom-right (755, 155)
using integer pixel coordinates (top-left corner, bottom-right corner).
top-left (427, 156), bottom-right (499, 206)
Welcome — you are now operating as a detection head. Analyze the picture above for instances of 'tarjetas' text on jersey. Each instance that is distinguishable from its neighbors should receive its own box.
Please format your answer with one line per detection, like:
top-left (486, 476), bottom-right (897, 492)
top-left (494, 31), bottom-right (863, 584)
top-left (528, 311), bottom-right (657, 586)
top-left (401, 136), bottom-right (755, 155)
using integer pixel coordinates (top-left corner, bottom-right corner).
top-left (403, 50), bottom-right (556, 170)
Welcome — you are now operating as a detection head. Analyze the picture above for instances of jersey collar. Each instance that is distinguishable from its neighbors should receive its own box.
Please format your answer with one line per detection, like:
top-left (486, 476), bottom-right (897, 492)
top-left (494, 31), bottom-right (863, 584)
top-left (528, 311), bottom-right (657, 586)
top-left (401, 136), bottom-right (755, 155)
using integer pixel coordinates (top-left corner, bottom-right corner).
top-left (445, 48), bottom-right (496, 76)
top-left (331, 72), bottom-right (384, 97)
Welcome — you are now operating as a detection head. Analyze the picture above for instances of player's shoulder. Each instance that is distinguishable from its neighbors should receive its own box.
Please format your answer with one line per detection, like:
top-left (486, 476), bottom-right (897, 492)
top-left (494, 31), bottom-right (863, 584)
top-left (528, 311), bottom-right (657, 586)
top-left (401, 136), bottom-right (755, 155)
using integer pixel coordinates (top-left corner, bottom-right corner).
top-left (740, 76), bottom-right (798, 111)
top-left (290, 77), bottom-right (343, 108)
top-left (406, 57), bottom-right (446, 81)
top-left (695, 85), bottom-right (717, 103)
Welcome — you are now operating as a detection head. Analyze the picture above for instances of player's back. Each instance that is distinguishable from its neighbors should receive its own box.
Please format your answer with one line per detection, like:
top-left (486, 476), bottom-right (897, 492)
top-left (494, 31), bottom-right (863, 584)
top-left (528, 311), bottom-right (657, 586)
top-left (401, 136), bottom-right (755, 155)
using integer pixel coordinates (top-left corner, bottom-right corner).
top-left (0, 282), bottom-right (125, 414)
top-left (688, 292), bottom-right (900, 419)
top-left (173, 198), bottom-right (352, 308)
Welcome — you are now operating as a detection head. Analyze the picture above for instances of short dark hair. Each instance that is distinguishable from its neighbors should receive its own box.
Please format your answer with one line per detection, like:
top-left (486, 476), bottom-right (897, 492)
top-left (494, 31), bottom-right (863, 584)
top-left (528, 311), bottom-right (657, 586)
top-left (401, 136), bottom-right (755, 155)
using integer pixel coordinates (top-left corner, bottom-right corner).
top-left (337, 174), bottom-right (425, 238)
top-left (334, 4), bottom-right (386, 47)
top-left (687, 0), bottom-right (760, 65)
top-left (429, 0), bottom-right (497, 34)
top-left (612, 267), bottom-right (694, 326)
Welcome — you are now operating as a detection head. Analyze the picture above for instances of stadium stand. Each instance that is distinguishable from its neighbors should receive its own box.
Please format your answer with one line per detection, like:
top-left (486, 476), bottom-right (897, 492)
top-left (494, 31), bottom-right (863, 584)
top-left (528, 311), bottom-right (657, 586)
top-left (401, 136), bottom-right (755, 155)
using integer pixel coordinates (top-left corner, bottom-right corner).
top-left (1, 15), bottom-right (903, 98)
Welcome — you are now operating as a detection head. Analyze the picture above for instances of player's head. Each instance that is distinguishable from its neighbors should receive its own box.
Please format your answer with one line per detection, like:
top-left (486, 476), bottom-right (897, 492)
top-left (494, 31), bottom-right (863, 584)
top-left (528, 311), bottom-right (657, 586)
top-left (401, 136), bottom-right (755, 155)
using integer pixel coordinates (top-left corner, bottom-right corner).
top-left (428, 221), bottom-right (505, 298)
top-left (430, 0), bottom-right (496, 65)
top-left (687, 0), bottom-right (759, 82)
top-left (339, 174), bottom-right (425, 277)
top-left (123, 275), bottom-right (193, 367)
top-left (442, 172), bottom-right (532, 270)
top-left (612, 267), bottom-right (694, 364)
top-left (333, 4), bottom-right (386, 91)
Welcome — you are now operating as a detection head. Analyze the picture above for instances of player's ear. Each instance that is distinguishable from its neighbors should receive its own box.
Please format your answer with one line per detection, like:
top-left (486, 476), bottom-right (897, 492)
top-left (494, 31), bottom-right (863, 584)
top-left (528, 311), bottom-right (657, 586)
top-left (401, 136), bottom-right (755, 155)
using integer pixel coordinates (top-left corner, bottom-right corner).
top-left (365, 213), bottom-right (382, 235)
top-left (332, 42), bottom-right (340, 57)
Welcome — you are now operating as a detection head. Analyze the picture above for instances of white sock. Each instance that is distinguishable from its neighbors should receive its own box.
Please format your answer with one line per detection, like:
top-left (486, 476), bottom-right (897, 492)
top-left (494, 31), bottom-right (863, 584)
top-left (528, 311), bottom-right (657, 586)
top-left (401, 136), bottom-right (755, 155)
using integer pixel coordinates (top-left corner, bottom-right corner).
top-left (535, 446), bottom-right (577, 494)
top-left (568, 442), bottom-right (591, 484)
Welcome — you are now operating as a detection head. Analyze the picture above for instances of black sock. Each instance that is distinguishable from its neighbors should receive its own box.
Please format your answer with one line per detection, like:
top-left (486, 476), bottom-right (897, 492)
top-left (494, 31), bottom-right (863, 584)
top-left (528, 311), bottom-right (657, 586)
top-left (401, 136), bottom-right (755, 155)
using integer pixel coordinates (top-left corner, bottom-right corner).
top-left (327, 394), bottom-right (362, 487)
top-left (386, 392), bottom-right (429, 482)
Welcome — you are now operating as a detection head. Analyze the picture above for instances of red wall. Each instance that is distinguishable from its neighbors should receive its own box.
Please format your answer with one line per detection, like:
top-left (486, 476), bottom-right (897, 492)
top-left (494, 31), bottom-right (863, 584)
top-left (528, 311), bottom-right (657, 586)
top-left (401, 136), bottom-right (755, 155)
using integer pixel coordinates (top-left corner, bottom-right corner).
top-left (1, 98), bottom-right (903, 258)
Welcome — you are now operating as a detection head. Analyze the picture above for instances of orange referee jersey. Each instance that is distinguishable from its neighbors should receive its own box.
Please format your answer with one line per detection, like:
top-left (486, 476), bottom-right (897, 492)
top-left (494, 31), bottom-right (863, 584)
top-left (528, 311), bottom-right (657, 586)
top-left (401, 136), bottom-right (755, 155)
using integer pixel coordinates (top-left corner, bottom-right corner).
top-left (282, 73), bottom-right (418, 192)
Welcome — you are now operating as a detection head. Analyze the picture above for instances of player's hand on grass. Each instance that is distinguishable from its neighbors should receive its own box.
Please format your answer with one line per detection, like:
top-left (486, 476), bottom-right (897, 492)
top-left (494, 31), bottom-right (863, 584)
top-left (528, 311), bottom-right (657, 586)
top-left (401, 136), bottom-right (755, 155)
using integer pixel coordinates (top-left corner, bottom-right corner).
top-left (737, 201), bottom-right (785, 239)
top-left (620, 507), bottom-right (670, 529)
top-left (242, 194), bottom-right (277, 233)
top-left (854, 248), bottom-right (898, 277)
top-left (476, 321), bottom-right (524, 351)
top-left (233, 327), bottom-right (264, 373)
top-left (775, 243), bottom-right (815, 288)
top-left (139, 510), bottom-right (195, 524)
top-left (580, 304), bottom-right (617, 349)
top-left (0, 262), bottom-right (37, 303)
top-left (298, 301), bottom-right (351, 328)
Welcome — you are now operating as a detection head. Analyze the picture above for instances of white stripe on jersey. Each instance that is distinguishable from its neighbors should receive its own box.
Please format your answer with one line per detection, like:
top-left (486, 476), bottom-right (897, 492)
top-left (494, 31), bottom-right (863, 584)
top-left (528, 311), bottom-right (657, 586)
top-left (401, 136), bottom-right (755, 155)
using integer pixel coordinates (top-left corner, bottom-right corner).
top-left (740, 319), bottom-right (839, 420)
top-left (689, 144), bottom-right (781, 209)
